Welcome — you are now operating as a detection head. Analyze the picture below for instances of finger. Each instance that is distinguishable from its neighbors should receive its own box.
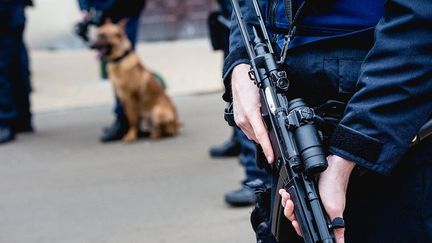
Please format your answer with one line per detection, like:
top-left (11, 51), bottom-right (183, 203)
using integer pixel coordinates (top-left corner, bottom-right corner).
top-left (291, 220), bottom-right (303, 237)
top-left (334, 228), bottom-right (345, 243)
top-left (284, 200), bottom-right (296, 222)
top-left (249, 112), bottom-right (274, 163)
top-left (279, 189), bottom-right (285, 195)
top-left (233, 113), bottom-right (257, 141)
top-left (279, 189), bottom-right (290, 199)
top-left (239, 123), bottom-right (259, 144)
top-left (241, 124), bottom-right (258, 142)
top-left (279, 190), bottom-right (290, 208)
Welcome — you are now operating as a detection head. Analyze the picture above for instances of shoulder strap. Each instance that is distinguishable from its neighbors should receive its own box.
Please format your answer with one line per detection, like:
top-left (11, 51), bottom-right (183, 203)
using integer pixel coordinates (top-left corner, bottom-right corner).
top-left (278, 1), bottom-right (308, 64)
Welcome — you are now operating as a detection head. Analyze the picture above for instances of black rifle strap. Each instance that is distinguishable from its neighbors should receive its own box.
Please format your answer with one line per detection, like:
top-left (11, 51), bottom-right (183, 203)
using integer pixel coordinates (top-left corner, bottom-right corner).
top-left (284, 0), bottom-right (293, 25)
top-left (278, 1), bottom-right (309, 64)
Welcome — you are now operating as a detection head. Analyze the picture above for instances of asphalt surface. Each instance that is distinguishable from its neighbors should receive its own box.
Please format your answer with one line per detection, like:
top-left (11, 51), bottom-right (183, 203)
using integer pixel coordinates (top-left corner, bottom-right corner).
top-left (0, 94), bottom-right (256, 243)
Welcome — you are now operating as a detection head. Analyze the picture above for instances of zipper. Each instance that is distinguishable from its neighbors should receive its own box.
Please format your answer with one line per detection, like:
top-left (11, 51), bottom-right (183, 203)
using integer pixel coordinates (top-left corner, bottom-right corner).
top-left (268, 0), bottom-right (277, 30)
top-left (284, 0), bottom-right (293, 26)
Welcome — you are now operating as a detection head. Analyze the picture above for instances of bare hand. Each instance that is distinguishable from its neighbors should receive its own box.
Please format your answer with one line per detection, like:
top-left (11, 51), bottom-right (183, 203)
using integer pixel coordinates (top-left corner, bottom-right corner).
top-left (231, 64), bottom-right (274, 163)
top-left (81, 11), bottom-right (90, 21)
top-left (279, 155), bottom-right (356, 243)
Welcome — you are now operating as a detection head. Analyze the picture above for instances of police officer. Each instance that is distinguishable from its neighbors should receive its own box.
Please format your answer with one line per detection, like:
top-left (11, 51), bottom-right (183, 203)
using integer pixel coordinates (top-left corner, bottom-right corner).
top-left (208, 0), bottom-right (240, 158)
top-left (0, 0), bottom-right (33, 144)
top-left (77, 0), bottom-right (146, 142)
top-left (208, 0), bottom-right (272, 206)
top-left (224, 0), bottom-right (431, 242)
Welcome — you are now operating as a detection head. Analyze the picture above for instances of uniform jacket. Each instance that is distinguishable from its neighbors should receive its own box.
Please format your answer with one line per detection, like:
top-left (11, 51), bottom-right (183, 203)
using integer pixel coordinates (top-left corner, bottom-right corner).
top-left (78, 0), bottom-right (146, 18)
top-left (0, 0), bottom-right (27, 31)
top-left (223, 0), bottom-right (432, 175)
top-left (25, 0), bottom-right (33, 7)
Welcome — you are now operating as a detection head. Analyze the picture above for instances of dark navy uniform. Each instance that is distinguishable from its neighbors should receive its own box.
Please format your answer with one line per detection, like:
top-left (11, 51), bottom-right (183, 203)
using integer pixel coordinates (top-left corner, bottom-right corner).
top-left (78, 0), bottom-right (146, 49)
top-left (208, 0), bottom-right (272, 206)
top-left (78, 0), bottom-right (146, 142)
top-left (223, 0), bottom-right (432, 242)
top-left (0, 0), bottom-right (33, 143)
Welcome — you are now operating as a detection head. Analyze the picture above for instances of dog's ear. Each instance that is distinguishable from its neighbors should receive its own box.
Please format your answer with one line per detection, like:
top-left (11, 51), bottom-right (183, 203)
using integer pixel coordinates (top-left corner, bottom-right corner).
top-left (105, 18), bottom-right (113, 25)
top-left (117, 18), bottom-right (129, 29)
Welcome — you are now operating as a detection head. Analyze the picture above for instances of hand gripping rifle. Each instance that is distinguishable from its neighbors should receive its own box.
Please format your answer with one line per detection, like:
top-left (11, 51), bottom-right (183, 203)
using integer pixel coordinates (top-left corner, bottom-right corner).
top-left (227, 0), bottom-right (340, 242)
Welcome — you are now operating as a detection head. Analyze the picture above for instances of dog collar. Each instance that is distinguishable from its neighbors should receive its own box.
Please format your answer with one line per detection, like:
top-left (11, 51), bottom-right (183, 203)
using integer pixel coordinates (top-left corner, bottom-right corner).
top-left (108, 49), bottom-right (132, 63)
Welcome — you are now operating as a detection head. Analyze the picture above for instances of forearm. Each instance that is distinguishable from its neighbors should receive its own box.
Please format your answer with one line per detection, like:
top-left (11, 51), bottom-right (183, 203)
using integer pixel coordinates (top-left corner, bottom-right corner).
top-left (330, 0), bottom-right (432, 175)
top-left (222, 0), bottom-right (266, 102)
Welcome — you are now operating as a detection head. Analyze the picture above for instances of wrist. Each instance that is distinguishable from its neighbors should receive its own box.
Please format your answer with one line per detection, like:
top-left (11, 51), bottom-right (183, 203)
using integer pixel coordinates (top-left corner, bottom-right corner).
top-left (231, 64), bottom-right (250, 83)
top-left (327, 155), bottom-right (355, 186)
top-left (331, 155), bottom-right (355, 172)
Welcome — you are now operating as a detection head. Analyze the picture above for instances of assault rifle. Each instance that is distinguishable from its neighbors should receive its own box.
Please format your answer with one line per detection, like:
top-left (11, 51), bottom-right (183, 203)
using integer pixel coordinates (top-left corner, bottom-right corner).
top-left (227, 0), bottom-right (339, 242)
top-left (225, 1), bottom-right (432, 242)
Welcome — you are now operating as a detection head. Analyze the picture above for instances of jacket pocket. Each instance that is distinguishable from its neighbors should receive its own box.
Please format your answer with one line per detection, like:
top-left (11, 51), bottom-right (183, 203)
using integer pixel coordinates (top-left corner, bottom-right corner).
top-left (324, 58), bottom-right (363, 94)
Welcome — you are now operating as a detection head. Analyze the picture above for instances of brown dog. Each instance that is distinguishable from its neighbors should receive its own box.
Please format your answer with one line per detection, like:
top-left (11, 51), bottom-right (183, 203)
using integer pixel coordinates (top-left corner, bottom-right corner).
top-left (91, 20), bottom-right (180, 143)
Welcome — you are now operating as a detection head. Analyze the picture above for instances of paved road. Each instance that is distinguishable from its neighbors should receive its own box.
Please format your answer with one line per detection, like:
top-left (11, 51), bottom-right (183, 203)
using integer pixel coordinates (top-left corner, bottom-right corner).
top-left (0, 94), bottom-right (255, 243)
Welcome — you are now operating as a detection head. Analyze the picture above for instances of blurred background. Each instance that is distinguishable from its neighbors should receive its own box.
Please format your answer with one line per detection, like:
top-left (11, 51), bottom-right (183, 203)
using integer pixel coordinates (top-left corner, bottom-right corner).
top-left (0, 1), bottom-right (257, 242)
top-left (26, 0), bottom-right (223, 112)
top-left (27, 0), bottom-right (217, 49)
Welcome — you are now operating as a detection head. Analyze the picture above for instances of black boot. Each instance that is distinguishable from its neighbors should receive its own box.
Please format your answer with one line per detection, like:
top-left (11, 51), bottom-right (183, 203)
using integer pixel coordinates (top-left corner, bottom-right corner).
top-left (0, 126), bottom-right (15, 144)
top-left (100, 117), bottom-right (129, 143)
top-left (12, 119), bottom-right (34, 133)
top-left (224, 185), bottom-right (257, 207)
top-left (209, 139), bottom-right (241, 158)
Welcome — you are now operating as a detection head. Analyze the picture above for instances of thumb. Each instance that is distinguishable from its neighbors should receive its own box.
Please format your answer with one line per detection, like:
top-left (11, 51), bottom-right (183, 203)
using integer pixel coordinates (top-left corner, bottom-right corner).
top-left (326, 210), bottom-right (345, 243)
top-left (328, 214), bottom-right (345, 243)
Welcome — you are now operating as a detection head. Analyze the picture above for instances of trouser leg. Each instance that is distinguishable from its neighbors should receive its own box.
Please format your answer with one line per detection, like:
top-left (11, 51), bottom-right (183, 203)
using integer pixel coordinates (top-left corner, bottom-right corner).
top-left (237, 128), bottom-right (271, 186)
top-left (0, 34), bottom-right (20, 127)
top-left (344, 166), bottom-right (430, 242)
top-left (12, 40), bottom-right (32, 130)
top-left (424, 165), bottom-right (432, 241)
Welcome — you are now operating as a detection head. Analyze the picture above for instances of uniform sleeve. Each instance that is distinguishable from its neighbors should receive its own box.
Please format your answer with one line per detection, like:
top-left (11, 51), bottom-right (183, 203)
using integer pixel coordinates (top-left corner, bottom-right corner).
top-left (78, 0), bottom-right (90, 11)
top-left (329, 0), bottom-right (432, 175)
top-left (222, 0), bottom-right (264, 102)
top-left (25, 0), bottom-right (33, 7)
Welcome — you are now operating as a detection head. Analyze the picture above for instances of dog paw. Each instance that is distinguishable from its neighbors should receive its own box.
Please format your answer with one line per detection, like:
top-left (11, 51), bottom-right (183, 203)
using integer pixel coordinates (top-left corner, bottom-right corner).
top-left (122, 132), bottom-right (138, 143)
top-left (150, 132), bottom-right (161, 140)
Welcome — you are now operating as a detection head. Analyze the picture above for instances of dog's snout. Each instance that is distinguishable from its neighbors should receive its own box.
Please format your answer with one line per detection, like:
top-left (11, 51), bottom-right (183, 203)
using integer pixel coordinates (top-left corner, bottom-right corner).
top-left (98, 33), bottom-right (108, 40)
top-left (89, 42), bottom-right (98, 49)
top-left (90, 33), bottom-right (108, 49)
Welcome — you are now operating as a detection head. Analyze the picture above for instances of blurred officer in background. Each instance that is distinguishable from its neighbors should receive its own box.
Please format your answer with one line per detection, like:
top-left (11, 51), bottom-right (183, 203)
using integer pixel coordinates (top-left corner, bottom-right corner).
top-left (208, 0), bottom-right (241, 158)
top-left (0, 0), bottom-right (33, 144)
top-left (208, 0), bottom-right (239, 158)
top-left (208, 0), bottom-right (271, 206)
top-left (77, 0), bottom-right (146, 142)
